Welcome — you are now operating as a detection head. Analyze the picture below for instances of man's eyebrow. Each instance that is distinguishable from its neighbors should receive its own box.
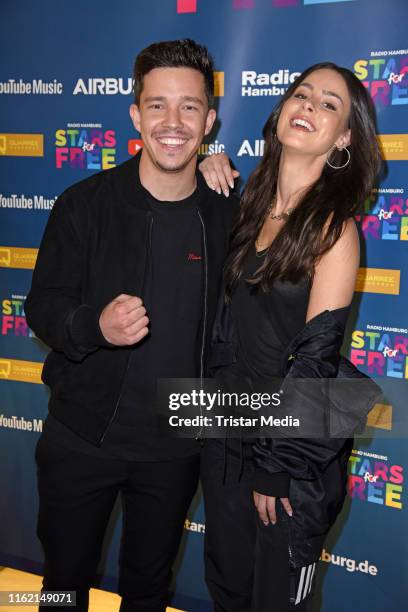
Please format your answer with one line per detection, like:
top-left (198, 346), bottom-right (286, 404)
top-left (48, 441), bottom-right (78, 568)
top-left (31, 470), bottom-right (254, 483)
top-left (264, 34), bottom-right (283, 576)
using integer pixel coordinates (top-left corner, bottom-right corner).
top-left (181, 96), bottom-right (204, 106)
top-left (297, 82), bottom-right (344, 104)
top-left (144, 96), bottom-right (166, 102)
top-left (143, 95), bottom-right (204, 106)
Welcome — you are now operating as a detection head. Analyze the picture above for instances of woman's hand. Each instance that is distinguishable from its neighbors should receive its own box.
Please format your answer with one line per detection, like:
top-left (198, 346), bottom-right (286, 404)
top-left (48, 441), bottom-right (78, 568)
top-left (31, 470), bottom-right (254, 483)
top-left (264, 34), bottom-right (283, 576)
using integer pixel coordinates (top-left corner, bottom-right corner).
top-left (198, 153), bottom-right (240, 197)
top-left (253, 491), bottom-right (293, 526)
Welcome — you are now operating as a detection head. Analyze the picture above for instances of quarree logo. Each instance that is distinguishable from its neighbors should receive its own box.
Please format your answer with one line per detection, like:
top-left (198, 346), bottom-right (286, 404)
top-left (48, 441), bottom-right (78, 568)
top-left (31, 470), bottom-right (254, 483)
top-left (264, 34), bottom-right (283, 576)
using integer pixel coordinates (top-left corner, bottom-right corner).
top-left (0, 247), bottom-right (38, 270)
top-left (55, 123), bottom-right (116, 170)
top-left (1, 295), bottom-right (34, 338)
top-left (241, 70), bottom-right (300, 97)
top-left (0, 134), bottom-right (44, 157)
top-left (378, 134), bottom-right (408, 161)
top-left (0, 193), bottom-right (56, 211)
top-left (355, 268), bottom-right (400, 295)
top-left (366, 403), bottom-right (393, 431)
top-left (73, 78), bottom-right (133, 96)
top-left (354, 52), bottom-right (408, 105)
top-left (0, 79), bottom-right (63, 95)
top-left (355, 188), bottom-right (408, 241)
top-left (0, 358), bottom-right (43, 384)
top-left (214, 72), bottom-right (224, 97)
top-left (348, 449), bottom-right (404, 509)
top-left (350, 323), bottom-right (408, 379)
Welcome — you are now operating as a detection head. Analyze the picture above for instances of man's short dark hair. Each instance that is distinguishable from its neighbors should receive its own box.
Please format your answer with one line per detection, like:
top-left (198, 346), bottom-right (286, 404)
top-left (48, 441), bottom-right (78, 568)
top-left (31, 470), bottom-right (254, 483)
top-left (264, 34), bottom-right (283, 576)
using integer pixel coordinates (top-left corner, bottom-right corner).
top-left (133, 39), bottom-right (215, 108)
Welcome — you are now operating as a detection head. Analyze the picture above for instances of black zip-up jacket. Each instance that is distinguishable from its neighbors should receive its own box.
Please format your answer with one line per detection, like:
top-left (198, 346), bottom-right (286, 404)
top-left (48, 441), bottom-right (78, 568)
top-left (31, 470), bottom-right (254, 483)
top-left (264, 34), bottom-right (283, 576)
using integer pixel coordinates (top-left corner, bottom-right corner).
top-left (210, 301), bottom-right (382, 567)
top-left (25, 154), bottom-right (238, 446)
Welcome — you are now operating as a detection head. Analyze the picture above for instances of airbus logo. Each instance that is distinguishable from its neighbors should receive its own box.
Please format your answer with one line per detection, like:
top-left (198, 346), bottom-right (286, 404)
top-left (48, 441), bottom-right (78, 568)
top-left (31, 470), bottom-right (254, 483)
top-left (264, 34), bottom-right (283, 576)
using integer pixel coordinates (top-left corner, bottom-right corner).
top-left (73, 78), bottom-right (133, 95)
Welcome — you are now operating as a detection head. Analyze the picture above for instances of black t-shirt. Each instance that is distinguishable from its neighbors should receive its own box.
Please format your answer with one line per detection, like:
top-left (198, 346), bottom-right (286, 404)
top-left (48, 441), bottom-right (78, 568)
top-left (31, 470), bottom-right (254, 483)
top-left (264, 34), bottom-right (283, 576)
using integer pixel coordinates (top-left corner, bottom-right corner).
top-left (43, 187), bottom-right (204, 460)
top-left (229, 247), bottom-right (310, 379)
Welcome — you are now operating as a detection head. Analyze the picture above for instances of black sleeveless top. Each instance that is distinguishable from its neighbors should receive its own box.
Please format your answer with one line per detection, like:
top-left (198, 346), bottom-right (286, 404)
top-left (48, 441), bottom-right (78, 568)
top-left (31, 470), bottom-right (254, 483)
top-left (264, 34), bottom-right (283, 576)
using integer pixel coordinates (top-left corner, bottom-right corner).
top-left (230, 247), bottom-right (311, 379)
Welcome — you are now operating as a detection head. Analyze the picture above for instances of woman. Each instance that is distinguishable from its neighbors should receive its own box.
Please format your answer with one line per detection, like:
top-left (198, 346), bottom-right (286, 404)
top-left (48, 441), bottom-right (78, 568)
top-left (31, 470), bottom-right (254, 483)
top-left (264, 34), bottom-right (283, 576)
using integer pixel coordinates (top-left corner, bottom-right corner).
top-left (198, 63), bottom-right (382, 611)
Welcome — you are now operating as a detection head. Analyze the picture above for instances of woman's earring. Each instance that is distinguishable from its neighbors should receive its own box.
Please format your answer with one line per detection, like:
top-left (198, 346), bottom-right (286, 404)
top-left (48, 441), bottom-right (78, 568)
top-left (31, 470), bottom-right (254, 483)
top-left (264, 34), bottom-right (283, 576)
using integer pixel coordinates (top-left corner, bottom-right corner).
top-left (326, 146), bottom-right (350, 170)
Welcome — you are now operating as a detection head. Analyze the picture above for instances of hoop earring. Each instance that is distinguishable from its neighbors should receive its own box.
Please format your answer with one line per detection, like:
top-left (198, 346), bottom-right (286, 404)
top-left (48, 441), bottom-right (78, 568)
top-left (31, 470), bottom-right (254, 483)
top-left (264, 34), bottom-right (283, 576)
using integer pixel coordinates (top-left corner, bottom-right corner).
top-left (326, 146), bottom-right (350, 170)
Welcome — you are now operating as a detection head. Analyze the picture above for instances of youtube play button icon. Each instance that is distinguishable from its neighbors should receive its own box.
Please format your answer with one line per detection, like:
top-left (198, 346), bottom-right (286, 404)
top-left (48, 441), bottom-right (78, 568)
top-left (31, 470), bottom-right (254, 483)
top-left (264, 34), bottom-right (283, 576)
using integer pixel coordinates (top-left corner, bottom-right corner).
top-left (128, 139), bottom-right (144, 155)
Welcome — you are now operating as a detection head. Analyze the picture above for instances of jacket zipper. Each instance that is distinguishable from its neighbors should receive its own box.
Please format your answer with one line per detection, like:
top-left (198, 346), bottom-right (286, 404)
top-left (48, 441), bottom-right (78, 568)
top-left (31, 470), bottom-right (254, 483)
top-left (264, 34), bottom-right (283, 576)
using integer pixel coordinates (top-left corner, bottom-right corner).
top-left (98, 213), bottom-right (154, 445)
top-left (196, 208), bottom-right (208, 440)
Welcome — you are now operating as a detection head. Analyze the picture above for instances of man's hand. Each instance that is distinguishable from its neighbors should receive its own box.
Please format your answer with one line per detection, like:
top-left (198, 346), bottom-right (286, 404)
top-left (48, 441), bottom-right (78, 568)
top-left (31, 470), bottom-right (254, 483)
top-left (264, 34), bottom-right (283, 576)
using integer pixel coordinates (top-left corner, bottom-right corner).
top-left (253, 491), bottom-right (293, 526)
top-left (99, 294), bottom-right (149, 346)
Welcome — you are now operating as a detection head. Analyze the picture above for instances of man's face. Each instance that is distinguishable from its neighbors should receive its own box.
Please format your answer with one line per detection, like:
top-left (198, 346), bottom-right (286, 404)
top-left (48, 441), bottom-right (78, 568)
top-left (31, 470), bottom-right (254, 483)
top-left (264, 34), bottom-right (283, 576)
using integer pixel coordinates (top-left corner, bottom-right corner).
top-left (130, 67), bottom-right (216, 174)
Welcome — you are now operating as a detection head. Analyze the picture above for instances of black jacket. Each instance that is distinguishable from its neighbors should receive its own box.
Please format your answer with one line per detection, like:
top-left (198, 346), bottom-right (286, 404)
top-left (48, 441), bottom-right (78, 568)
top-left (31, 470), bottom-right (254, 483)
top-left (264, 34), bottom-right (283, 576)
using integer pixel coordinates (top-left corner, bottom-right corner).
top-left (25, 154), bottom-right (238, 445)
top-left (210, 302), bottom-right (382, 567)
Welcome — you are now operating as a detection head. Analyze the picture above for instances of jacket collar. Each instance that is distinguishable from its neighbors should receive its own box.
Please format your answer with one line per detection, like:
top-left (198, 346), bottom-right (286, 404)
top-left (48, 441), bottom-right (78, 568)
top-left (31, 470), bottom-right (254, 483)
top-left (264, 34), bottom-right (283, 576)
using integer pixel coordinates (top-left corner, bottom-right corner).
top-left (107, 152), bottom-right (212, 213)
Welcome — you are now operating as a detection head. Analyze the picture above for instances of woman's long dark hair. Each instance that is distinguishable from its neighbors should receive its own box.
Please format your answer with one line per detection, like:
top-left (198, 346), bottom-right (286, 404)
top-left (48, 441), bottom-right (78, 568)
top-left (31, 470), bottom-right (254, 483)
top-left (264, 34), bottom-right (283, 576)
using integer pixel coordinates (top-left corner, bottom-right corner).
top-left (225, 62), bottom-right (382, 296)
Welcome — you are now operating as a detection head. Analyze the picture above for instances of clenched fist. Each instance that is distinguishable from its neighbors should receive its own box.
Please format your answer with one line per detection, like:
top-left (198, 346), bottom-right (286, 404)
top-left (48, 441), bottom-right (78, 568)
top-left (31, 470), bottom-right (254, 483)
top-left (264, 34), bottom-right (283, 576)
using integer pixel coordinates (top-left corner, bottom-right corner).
top-left (99, 294), bottom-right (149, 346)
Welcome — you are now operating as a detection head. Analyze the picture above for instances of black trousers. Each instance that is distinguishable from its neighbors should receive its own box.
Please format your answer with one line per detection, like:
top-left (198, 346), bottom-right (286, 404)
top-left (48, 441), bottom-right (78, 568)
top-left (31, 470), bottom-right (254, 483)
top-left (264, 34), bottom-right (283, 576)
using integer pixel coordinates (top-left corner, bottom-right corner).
top-left (35, 434), bottom-right (199, 612)
top-left (201, 439), bottom-right (315, 612)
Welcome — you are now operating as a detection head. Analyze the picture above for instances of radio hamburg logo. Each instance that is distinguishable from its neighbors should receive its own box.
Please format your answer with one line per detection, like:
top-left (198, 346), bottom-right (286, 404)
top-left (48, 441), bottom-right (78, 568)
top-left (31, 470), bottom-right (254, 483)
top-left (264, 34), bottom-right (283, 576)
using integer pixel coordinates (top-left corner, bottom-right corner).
top-left (348, 449), bottom-right (403, 510)
top-left (355, 187), bottom-right (408, 241)
top-left (1, 295), bottom-right (34, 338)
top-left (55, 123), bottom-right (116, 170)
top-left (350, 324), bottom-right (408, 379)
top-left (241, 69), bottom-right (301, 97)
top-left (354, 52), bottom-right (408, 105)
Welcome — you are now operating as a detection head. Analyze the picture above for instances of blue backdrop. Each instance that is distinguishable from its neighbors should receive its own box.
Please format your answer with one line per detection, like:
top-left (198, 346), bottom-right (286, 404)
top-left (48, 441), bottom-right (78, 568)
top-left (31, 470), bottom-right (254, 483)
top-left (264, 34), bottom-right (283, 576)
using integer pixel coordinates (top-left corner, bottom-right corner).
top-left (0, 1), bottom-right (407, 610)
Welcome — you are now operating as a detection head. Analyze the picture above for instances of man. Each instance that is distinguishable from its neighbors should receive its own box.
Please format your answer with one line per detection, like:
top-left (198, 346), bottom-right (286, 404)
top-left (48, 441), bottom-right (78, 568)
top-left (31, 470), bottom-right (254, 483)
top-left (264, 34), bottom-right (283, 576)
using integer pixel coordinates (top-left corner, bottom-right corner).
top-left (25, 39), bottom-right (237, 612)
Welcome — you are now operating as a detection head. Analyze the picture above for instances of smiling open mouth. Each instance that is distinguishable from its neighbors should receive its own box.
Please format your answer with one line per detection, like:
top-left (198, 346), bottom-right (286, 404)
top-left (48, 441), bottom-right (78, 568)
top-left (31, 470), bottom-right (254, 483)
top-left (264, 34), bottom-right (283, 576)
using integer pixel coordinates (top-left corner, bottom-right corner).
top-left (157, 137), bottom-right (188, 147)
top-left (290, 118), bottom-right (316, 132)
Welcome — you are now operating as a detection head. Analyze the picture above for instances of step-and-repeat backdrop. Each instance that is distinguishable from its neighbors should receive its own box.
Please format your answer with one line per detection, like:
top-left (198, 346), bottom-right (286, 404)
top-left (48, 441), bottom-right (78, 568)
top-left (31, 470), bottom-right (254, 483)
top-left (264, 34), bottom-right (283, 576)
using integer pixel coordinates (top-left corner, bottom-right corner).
top-left (0, 1), bottom-right (407, 610)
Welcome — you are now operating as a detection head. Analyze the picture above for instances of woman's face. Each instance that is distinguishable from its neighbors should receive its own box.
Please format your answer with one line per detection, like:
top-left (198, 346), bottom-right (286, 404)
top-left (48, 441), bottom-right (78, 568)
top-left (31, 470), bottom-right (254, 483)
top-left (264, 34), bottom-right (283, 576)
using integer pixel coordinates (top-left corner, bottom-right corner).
top-left (277, 68), bottom-right (352, 159)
